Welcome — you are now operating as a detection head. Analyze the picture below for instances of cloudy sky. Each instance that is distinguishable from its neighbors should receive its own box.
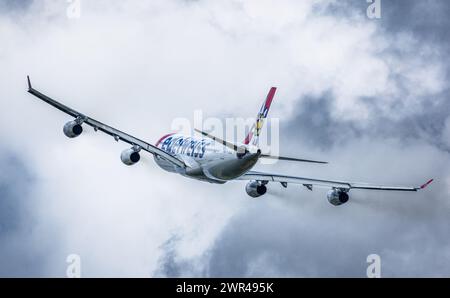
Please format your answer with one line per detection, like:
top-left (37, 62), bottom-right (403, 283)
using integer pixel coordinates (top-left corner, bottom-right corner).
top-left (0, 0), bottom-right (449, 277)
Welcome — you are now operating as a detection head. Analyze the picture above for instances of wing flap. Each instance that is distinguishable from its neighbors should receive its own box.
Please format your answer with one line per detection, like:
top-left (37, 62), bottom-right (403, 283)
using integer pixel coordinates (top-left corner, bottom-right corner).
top-left (239, 171), bottom-right (351, 189)
top-left (239, 171), bottom-right (432, 192)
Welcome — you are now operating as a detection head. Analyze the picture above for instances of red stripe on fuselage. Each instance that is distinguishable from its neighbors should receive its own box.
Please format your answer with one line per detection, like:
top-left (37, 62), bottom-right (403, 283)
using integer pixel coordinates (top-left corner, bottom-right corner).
top-left (243, 132), bottom-right (253, 145)
top-left (155, 133), bottom-right (175, 147)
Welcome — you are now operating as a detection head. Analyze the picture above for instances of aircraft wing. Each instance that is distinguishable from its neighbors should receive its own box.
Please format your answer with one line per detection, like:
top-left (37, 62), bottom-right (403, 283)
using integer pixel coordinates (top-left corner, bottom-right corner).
top-left (27, 76), bottom-right (186, 168)
top-left (238, 170), bottom-right (433, 192)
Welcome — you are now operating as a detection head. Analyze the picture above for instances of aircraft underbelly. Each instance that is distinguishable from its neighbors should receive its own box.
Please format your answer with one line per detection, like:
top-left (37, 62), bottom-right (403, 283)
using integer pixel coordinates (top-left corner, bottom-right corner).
top-left (203, 153), bottom-right (260, 181)
top-left (153, 154), bottom-right (224, 183)
top-left (154, 151), bottom-right (259, 183)
top-left (153, 155), bottom-right (179, 173)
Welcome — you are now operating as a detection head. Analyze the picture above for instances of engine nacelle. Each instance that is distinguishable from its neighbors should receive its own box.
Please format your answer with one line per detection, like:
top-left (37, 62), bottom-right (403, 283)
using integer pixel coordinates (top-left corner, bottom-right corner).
top-left (245, 180), bottom-right (267, 198)
top-left (63, 120), bottom-right (83, 138)
top-left (120, 148), bottom-right (141, 165)
top-left (327, 189), bottom-right (349, 206)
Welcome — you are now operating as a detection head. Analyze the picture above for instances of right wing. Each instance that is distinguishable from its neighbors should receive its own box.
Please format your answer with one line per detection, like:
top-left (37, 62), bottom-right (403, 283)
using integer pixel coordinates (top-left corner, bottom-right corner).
top-left (238, 170), bottom-right (433, 192)
top-left (27, 76), bottom-right (186, 168)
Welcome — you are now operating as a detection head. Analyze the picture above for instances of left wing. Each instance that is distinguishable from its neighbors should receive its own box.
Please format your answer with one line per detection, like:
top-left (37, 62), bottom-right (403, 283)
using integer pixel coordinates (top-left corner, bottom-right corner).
top-left (238, 170), bottom-right (433, 192)
top-left (27, 76), bottom-right (186, 168)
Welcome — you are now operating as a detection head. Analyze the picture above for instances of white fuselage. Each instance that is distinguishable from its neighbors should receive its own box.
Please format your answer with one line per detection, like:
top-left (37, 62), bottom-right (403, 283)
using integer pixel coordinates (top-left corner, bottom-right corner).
top-left (154, 133), bottom-right (260, 183)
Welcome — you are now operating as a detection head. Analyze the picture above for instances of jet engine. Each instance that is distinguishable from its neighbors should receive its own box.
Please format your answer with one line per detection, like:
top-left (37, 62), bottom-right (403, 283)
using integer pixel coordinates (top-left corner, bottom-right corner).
top-left (327, 189), bottom-right (349, 206)
top-left (245, 180), bottom-right (267, 198)
top-left (63, 120), bottom-right (83, 138)
top-left (121, 147), bottom-right (141, 165)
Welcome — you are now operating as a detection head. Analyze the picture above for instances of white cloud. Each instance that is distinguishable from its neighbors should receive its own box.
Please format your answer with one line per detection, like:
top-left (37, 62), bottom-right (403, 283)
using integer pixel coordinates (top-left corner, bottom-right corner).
top-left (0, 0), bottom-right (448, 276)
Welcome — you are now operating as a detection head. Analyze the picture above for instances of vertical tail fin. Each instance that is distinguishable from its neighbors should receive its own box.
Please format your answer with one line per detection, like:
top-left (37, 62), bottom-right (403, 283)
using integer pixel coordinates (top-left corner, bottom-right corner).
top-left (243, 87), bottom-right (277, 147)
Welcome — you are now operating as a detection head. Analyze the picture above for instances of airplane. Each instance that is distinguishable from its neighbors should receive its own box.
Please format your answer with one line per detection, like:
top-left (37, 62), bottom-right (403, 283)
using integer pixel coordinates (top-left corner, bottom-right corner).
top-left (26, 76), bottom-right (433, 206)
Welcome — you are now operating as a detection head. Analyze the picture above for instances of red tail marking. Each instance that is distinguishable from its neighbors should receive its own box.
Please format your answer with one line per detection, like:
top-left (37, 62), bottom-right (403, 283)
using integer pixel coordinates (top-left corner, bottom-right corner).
top-left (243, 131), bottom-right (253, 145)
top-left (420, 179), bottom-right (434, 189)
top-left (265, 87), bottom-right (277, 109)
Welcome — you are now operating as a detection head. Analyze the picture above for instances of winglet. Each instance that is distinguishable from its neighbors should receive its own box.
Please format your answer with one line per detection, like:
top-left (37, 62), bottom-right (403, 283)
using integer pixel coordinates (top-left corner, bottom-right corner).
top-left (420, 179), bottom-right (434, 189)
top-left (27, 75), bottom-right (32, 90)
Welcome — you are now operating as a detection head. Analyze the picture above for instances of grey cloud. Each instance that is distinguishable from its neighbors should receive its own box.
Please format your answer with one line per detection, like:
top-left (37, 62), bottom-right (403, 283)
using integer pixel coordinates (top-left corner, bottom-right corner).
top-left (282, 93), bottom-right (361, 150)
top-left (157, 171), bottom-right (450, 277)
top-left (0, 150), bottom-right (33, 234)
top-left (1, 0), bottom-right (450, 277)
top-left (198, 198), bottom-right (450, 277)
top-left (0, 0), bottom-right (32, 13)
top-left (0, 148), bottom-right (59, 277)
top-left (154, 233), bottom-right (209, 277)
top-left (281, 0), bottom-right (450, 151)
top-left (155, 0), bottom-right (450, 277)
top-left (281, 90), bottom-right (450, 154)
top-left (379, 0), bottom-right (450, 47)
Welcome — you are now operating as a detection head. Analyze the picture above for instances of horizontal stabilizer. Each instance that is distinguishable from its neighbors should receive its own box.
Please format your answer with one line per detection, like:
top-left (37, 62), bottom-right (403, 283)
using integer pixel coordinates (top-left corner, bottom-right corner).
top-left (259, 154), bottom-right (328, 164)
top-left (194, 128), bottom-right (246, 154)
